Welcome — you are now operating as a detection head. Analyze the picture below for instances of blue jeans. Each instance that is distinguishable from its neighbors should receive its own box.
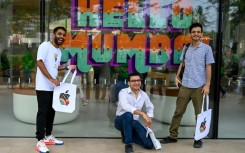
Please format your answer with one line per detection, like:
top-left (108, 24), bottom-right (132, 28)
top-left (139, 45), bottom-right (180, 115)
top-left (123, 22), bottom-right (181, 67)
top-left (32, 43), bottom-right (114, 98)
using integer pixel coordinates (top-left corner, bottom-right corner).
top-left (114, 112), bottom-right (153, 149)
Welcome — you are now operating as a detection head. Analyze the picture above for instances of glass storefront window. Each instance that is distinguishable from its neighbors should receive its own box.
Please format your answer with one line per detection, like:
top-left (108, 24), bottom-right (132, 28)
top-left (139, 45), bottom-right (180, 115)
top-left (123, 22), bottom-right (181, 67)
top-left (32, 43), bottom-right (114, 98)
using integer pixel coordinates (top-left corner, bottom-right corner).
top-left (0, 0), bottom-right (40, 136)
top-left (219, 0), bottom-right (245, 138)
top-left (5, 0), bottom-right (245, 139)
top-left (44, 0), bottom-right (219, 138)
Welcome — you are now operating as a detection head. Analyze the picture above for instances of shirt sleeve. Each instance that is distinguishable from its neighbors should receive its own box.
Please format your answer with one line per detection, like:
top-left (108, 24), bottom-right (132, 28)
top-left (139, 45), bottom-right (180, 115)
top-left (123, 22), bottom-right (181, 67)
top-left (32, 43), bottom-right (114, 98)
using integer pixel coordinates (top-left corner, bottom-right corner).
top-left (37, 42), bottom-right (48, 61)
top-left (118, 90), bottom-right (137, 114)
top-left (205, 46), bottom-right (215, 64)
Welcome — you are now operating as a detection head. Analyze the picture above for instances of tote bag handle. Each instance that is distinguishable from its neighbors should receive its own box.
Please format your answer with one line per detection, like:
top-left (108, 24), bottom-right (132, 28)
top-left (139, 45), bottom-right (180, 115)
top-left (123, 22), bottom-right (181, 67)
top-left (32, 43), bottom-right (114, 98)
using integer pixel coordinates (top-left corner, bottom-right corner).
top-left (62, 69), bottom-right (77, 84)
top-left (201, 95), bottom-right (209, 113)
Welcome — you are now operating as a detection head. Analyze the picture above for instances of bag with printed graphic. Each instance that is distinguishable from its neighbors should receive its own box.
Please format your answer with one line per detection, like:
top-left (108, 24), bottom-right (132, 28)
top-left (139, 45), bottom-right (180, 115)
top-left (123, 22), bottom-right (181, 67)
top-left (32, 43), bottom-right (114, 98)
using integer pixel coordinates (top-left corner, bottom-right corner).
top-left (52, 70), bottom-right (77, 113)
top-left (194, 95), bottom-right (212, 140)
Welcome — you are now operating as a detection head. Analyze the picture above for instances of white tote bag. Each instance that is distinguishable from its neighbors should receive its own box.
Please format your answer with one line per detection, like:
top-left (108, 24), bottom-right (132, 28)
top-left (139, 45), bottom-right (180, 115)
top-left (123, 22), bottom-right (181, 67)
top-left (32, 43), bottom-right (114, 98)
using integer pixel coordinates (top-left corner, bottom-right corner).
top-left (145, 127), bottom-right (162, 150)
top-left (52, 70), bottom-right (77, 113)
top-left (194, 95), bottom-right (212, 141)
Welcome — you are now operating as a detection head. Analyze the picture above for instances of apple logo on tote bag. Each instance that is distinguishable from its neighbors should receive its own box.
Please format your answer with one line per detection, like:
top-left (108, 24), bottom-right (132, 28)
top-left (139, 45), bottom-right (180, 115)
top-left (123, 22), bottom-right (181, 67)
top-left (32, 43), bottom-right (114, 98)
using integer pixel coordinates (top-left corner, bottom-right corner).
top-left (59, 90), bottom-right (70, 106)
top-left (200, 118), bottom-right (206, 132)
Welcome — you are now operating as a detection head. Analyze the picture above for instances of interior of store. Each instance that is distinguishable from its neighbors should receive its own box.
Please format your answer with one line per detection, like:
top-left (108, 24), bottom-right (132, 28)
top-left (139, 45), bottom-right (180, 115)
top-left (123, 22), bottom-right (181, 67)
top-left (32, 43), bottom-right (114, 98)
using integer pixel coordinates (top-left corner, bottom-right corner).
top-left (0, 0), bottom-right (245, 139)
top-left (0, 75), bottom-right (244, 138)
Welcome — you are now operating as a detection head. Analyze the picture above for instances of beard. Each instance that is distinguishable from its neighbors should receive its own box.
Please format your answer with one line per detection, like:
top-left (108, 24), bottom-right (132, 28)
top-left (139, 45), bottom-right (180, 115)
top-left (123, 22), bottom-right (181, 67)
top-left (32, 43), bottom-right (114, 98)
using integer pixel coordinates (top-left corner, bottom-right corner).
top-left (54, 36), bottom-right (64, 46)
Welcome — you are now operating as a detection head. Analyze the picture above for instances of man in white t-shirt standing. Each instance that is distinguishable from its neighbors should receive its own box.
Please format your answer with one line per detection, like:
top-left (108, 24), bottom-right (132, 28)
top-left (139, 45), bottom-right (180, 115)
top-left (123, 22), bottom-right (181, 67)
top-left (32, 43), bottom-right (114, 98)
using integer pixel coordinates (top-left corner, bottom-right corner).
top-left (35, 26), bottom-right (76, 153)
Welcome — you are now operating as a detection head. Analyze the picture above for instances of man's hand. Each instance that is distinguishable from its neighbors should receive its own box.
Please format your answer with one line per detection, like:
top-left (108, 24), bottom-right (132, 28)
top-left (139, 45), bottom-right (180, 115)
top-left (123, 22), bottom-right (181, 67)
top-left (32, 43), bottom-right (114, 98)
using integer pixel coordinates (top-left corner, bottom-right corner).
top-left (203, 64), bottom-right (212, 95)
top-left (143, 113), bottom-right (152, 127)
top-left (67, 65), bottom-right (76, 70)
top-left (134, 110), bottom-right (153, 127)
top-left (202, 84), bottom-right (210, 95)
top-left (49, 78), bottom-right (60, 86)
top-left (175, 77), bottom-right (182, 88)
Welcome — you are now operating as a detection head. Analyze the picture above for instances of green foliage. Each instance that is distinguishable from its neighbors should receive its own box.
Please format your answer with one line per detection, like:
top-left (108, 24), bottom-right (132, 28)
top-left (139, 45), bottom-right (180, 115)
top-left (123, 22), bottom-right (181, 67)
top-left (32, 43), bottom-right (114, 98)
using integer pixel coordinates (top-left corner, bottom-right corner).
top-left (230, 0), bottom-right (245, 24)
top-left (193, 6), bottom-right (211, 28)
top-left (0, 51), bottom-right (10, 70)
top-left (7, 55), bottom-right (21, 72)
top-left (21, 51), bottom-right (35, 70)
top-left (48, 0), bottom-right (71, 21)
top-left (0, 0), bottom-right (12, 9)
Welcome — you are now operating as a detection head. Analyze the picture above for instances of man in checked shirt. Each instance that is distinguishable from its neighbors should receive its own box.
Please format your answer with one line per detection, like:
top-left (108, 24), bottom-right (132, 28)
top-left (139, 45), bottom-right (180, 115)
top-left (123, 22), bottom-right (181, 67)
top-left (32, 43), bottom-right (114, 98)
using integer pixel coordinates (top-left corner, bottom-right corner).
top-left (160, 23), bottom-right (215, 148)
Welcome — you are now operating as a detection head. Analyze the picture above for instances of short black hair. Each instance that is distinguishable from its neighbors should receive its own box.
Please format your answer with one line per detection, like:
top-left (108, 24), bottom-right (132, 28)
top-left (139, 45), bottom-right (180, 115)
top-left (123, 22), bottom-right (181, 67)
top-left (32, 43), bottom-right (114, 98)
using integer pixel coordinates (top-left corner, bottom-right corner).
top-left (128, 72), bottom-right (142, 81)
top-left (189, 23), bottom-right (203, 33)
top-left (53, 26), bottom-right (67, 34)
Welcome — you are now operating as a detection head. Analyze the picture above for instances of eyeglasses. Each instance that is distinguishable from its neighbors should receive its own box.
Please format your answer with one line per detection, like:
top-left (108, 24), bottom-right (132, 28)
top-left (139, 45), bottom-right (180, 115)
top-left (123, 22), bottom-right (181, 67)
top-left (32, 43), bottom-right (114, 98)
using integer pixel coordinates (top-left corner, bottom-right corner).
top-left (130, 79), bottom-right (141, 83)
top-left (191, 31), bottom-right (202, 34)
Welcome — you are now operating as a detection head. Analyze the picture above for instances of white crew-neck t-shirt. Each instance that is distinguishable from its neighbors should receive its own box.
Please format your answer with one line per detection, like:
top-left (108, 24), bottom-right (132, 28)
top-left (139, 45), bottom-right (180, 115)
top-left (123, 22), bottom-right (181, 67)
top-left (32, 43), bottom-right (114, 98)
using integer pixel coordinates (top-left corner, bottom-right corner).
top-left (35, 41), bottom-right (62, 91)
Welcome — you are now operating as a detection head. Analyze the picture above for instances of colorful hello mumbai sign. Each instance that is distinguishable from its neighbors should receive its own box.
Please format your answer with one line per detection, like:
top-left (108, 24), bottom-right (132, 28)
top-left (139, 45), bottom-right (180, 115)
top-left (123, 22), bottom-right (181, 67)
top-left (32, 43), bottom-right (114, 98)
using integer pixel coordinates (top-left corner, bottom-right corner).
top-left (61, 0), bottom-right (210, 73)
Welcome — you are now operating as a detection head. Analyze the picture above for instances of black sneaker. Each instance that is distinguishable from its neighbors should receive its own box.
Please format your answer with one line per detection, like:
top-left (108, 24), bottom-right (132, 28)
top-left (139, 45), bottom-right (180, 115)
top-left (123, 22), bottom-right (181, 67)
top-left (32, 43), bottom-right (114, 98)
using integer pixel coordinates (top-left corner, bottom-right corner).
top-left (125, 144), bottom-right (134, 153)
top-left (194, 140), bottom-right (202, 148)
top-left (160, 136), bottom-right (177, 143)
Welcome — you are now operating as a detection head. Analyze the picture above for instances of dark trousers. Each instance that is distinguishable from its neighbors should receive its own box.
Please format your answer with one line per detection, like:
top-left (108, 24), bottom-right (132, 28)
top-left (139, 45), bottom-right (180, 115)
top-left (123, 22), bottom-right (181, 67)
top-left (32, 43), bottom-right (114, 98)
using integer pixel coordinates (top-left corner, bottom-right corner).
top-left (36, 90), bottom-right (55, 141)
top-left (169, 86), bottom-right (203, 139)
top-left (115, 112), bottom-right (153, 149)
top-left (141, 72), bottom-right (148, 92)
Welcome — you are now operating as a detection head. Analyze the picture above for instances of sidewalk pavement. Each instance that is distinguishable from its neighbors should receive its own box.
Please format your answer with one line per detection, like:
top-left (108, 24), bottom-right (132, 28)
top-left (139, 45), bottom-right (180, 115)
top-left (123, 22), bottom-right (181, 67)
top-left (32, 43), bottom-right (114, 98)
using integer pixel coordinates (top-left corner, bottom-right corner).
top-left (0, 138), bottom-right (245, 153)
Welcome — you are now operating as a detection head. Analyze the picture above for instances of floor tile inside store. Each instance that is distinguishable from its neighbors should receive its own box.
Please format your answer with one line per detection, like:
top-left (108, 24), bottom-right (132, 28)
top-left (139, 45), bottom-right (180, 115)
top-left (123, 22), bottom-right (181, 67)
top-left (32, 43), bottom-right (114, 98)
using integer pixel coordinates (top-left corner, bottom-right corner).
top-left (0, 85), bottom-right (244, 139)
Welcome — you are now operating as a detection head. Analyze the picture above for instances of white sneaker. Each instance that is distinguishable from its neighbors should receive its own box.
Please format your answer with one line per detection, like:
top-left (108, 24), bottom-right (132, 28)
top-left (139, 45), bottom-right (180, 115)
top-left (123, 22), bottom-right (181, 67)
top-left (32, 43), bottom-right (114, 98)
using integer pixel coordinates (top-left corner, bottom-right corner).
top-left (36, 140), bottom-right (49, 153)
top-left (44, 134), bottom-right (64, 145)
top-left (82, 100), bottom-right (88, 106)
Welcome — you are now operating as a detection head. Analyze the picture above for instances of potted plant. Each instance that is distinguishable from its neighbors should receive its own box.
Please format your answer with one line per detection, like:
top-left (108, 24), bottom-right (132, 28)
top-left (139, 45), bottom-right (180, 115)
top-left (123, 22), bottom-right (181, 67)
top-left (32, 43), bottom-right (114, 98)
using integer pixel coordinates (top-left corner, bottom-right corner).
top-left (21, 50), bottom-right (35, 83)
